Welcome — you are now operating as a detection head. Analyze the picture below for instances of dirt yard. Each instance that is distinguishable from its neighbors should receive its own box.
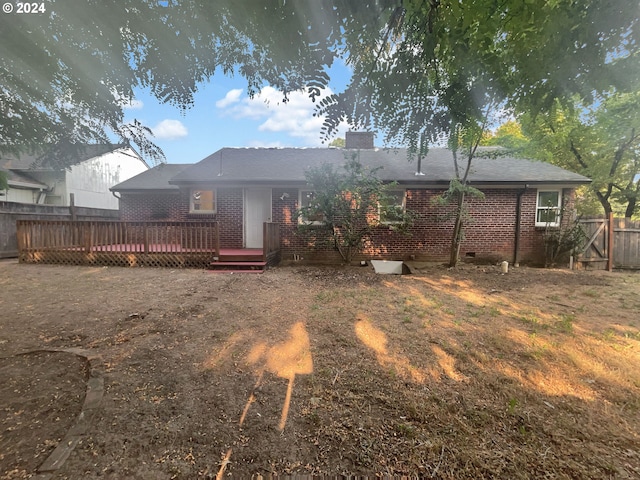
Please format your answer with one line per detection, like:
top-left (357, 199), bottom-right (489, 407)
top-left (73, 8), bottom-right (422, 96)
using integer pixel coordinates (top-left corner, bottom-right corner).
top-left (0, 259), bottom-right (639, 479)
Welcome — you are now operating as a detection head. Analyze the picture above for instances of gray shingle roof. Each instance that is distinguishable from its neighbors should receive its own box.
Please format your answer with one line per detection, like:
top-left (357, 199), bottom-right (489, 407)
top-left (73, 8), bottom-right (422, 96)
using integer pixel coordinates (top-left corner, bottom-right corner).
top-left (110, 163), bottom-right (193, 192)
top-left (168, 147), bottom-right (590, 186)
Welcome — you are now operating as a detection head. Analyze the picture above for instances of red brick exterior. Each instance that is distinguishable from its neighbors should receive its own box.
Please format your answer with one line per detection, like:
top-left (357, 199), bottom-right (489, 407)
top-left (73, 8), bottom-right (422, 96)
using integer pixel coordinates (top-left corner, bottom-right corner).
top-left (119, 186), bottom-right (577, 265)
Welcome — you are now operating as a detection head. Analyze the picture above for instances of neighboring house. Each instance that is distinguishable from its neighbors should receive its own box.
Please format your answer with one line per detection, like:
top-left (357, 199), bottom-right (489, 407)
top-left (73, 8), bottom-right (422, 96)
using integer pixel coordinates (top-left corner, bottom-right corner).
top-left (111, 132), bottom-right (591, 265)
top-left (0, 144), bottom-right (149, 209)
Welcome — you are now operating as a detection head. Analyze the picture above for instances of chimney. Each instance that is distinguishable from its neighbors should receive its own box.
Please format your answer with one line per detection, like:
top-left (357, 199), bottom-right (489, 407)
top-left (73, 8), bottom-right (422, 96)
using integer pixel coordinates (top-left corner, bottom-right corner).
top-left (345, 131), bottom-right (375, 150)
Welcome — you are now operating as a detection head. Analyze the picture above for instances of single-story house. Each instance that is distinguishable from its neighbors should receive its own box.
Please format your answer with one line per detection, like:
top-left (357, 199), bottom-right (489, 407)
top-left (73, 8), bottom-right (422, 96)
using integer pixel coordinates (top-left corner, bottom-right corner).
top-left (111, 132), bottom-right (590, 265)
top-left (1, 143), bottom-right (149, 209)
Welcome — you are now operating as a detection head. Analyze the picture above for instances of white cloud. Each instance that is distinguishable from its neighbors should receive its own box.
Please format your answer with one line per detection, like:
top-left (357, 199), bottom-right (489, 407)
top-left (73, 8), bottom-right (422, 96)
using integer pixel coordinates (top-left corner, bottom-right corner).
top-left (123, 98), bottom-right (144, 110)
top-left (152, 119), bottom-right (188, 140)
top-left (215, 88), bottom-right (243, 108)
top-left (216, 86), bottom-right (349, 145)
top-left (112, 88), bottom-right (144, 110)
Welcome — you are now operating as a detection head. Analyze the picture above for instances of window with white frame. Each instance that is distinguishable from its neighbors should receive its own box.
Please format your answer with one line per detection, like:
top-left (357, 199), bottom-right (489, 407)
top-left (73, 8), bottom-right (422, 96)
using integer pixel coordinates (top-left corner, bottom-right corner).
top-left (379, 189), bottom-right (406, 224)
top-left (298, 190), bottom-right (324, 224)
top-left (535, 189), bottom-right (562, 227)
top-left (190, 189), bottom-right (216, 214)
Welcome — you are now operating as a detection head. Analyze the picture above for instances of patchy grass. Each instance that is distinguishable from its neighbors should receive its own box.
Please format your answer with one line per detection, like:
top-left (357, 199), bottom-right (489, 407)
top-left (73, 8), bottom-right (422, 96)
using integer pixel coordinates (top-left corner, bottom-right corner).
top-left (0, 261), bottom-right (639, 478)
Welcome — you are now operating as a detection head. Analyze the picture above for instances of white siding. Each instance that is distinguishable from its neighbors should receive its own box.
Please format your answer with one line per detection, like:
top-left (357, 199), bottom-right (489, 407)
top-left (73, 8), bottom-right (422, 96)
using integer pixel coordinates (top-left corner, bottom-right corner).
top-left (66, 147), bottom-right (148, 209)
top-left (3, 187), bottom-right (39, 204)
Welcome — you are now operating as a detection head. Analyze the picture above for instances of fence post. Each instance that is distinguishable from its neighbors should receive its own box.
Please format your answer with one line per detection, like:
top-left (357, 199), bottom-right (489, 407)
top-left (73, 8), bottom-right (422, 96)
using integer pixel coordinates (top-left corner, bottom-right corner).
top-left (69, 193), bottom-right (77, 221)
top-left (607, 212), bottom-right (614, 272)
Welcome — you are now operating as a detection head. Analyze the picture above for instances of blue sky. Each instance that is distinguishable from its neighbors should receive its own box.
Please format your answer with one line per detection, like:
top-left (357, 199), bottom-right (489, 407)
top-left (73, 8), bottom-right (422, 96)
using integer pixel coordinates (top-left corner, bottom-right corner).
top-left (123, 63), bottom-right (353, 165)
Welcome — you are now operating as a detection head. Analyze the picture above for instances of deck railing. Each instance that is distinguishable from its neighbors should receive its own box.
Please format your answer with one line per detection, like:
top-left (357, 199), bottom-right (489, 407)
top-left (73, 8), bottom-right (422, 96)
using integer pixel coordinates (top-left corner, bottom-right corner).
top-left (263, 222), bottom-right (281, 266)
top-left (16, 220), bottom-right (220, 267)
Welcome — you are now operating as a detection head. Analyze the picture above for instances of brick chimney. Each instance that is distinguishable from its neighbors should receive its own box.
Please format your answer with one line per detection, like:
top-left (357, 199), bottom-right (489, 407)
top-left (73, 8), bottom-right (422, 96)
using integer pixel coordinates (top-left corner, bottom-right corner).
top-left (345, 131), bottom-right (375, 149)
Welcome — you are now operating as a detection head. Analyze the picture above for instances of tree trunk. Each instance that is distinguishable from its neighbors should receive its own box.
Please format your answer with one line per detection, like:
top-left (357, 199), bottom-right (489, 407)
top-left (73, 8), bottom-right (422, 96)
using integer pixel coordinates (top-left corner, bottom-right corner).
top-left (448, 191), bottom-right (466, 267)
top-left (624, 197), bottom-right (636, 219)
top-left (595, 191), bottom-right (612, 219)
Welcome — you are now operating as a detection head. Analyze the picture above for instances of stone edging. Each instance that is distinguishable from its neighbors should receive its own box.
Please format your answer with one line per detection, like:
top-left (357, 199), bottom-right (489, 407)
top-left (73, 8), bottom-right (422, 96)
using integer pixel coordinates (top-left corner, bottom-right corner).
top-left (12, 348), bottom-right (104, 480)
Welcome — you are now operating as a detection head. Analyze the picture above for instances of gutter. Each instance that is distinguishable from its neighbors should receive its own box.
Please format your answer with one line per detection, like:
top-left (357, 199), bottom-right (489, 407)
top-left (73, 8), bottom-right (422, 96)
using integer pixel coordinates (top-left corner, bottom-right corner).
top-left (513, 185), bottom-right (528, 266)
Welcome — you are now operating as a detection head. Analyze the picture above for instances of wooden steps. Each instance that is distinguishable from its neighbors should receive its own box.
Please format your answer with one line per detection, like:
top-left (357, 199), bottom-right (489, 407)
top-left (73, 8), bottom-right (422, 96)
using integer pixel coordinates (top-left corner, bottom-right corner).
top-left (208, 249), bottom-right (266, 273)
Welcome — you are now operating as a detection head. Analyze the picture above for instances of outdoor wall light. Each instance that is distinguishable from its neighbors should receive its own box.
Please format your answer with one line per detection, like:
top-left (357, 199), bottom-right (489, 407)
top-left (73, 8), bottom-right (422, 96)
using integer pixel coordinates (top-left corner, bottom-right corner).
top-left (280, 192), bottom-right (290, 201)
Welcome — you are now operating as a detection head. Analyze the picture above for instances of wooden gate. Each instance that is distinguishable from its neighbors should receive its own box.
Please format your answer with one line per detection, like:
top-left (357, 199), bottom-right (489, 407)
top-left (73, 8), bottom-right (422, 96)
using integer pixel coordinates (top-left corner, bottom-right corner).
top-left (578, 215), bottom-right (640, 270)
top-left (577, 216), bottom-right (611, 270)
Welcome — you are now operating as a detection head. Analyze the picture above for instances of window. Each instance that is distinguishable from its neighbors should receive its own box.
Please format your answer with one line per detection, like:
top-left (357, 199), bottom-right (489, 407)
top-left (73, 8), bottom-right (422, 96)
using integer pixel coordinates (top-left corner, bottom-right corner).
top-left (536, 190), bottom-right (561, 227)
top-left (299, 190), bottom-right (324, 224)
top-left (190, 189), bottom-right (216, 214)
top-left (379, 190), bottom-right (406, 224)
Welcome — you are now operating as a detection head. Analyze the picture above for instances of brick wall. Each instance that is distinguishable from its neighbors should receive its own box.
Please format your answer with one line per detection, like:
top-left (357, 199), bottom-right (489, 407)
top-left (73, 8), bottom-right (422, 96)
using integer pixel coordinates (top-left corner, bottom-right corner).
top-left (121, 186), bottom-right (577, 265)
top-left (345, 131), bottom-right (375, 149)
top-left (276, 187), bottom-right (570, 265)
top-left (120, 188), bottom-right (244, 248)
top-left (119, 193), bottom-right (183, 221)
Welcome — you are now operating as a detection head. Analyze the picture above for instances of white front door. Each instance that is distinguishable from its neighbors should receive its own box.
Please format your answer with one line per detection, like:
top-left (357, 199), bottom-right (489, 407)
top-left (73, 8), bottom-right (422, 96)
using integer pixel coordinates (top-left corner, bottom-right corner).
top-left (244, 188), bottom-right (272, 248)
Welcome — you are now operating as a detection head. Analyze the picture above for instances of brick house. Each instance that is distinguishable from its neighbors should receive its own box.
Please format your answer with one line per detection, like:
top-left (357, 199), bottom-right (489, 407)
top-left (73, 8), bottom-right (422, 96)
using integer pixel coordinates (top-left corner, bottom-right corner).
top-left (111, 133), bottom-right (590, 265)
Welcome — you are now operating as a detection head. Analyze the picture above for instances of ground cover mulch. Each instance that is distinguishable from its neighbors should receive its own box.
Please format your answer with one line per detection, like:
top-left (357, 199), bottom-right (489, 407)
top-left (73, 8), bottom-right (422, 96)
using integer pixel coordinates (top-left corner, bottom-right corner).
top-left (0, 259), bottom-right (639, 479)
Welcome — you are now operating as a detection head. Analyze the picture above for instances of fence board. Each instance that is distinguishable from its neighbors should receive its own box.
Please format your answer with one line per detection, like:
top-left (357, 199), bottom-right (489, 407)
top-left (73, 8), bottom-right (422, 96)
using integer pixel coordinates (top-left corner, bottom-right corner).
top-left (613, 218), bottom-right (640, 269)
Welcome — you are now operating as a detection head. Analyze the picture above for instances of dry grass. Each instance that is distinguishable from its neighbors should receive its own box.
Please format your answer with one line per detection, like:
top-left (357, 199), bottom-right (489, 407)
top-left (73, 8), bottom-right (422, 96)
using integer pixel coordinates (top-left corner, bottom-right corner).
top-left (0, 260), bottom-right (639, 478)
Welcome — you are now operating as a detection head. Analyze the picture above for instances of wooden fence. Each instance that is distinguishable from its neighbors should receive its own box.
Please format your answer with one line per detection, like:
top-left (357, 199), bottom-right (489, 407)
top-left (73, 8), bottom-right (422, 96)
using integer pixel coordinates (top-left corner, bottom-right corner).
top-left (613, 217), bottom-right (640, 269)
top-left (578, 215), bottom-right (640, 270)
top-left (1, 200), bottom-right (118, 258)
top-left (16, 220), bottom-right (220, 268)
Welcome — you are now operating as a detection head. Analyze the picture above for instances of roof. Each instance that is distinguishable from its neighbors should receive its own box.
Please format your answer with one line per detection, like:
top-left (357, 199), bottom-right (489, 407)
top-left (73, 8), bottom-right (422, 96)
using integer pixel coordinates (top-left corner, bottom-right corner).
top-left (110, 163), bottom-right (193, 192)
top-left (0, 143), bottom-right (138, 170)
top-left (1, 169), bottom-right (48, 189)
top-left (168, 147), bottom-right (591, 187)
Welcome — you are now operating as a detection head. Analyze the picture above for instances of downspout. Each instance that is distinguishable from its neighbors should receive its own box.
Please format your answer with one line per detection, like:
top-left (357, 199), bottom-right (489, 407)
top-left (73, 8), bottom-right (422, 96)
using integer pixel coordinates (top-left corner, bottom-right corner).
top-left (513, 185), bottom-right (528, 267)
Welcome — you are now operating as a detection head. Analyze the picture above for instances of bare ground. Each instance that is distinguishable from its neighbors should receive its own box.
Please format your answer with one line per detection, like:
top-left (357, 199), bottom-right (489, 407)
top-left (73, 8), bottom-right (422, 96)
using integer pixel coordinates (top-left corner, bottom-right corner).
top-left (0, 259), bottom-right (639, 479)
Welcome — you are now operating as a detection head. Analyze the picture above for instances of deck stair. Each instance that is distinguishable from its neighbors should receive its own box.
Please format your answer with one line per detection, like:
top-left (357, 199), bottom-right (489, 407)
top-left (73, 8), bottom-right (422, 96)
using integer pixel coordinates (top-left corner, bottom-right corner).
top-left (209, 248), bottom-right (266, 273)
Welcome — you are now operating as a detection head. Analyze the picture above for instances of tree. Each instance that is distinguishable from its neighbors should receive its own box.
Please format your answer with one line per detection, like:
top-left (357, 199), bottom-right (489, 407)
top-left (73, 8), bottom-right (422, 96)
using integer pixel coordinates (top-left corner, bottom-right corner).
top-left (0, 171), bottom-right (7, 191)
top-left (0, 0), bottom-right (391, 166)
top-left (2, 1), bottom-right (638, 167)
top-left (480, 120), bottom-right (529, 150)
top-left (298, 155), bottom-right (412, 263)
top-left (522, 91), bottom-right (640, 218)
top-left (313, 0), bottom-right (638, 265)
top-left (328, 137), bottom-right (345, 148)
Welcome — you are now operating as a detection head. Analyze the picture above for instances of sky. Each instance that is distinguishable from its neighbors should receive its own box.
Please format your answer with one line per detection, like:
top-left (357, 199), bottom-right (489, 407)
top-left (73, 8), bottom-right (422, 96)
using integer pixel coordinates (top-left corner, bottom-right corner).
top-left (123, 63), bottom-right (353, 165)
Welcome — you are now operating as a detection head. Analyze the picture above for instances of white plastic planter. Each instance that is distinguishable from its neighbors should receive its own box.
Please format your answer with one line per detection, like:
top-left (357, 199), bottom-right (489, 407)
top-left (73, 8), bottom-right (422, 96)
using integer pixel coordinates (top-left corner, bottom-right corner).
top-left (370, 260), bottom-right (404, 275)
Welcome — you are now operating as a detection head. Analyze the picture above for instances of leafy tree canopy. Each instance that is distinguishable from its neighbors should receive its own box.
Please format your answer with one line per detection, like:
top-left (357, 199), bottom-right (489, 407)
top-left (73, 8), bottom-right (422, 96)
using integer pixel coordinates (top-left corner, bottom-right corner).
top-left (320, 0), bottom-right (640, 153)
top-left (480, 120), bottom-right (529, 150)
top-left (1, 0), bottom-right (638, 166)
top-left (521, 90), bottom-right (640, 218)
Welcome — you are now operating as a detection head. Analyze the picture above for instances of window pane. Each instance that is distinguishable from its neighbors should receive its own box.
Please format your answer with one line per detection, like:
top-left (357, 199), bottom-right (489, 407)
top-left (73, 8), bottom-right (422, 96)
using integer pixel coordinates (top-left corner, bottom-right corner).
top-left (381, 190), bottom-right (405, 222)
top-left (192, 190), bottom-right (215, 211)
top-left (537, 208), bottom-right (559, 224)
top-left (300, 191), bottom-right (323, 222)
top-left (301, 191), bottom-right (316, 208)
top-left (538, 191), bottom-right (559, 208)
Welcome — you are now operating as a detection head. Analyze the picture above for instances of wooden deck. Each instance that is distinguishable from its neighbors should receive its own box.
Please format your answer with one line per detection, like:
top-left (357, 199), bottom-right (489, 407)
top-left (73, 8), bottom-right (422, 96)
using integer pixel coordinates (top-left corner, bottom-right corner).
top-left (16, 220), bottom-right (280, 270)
